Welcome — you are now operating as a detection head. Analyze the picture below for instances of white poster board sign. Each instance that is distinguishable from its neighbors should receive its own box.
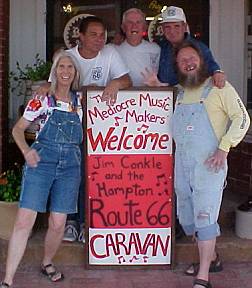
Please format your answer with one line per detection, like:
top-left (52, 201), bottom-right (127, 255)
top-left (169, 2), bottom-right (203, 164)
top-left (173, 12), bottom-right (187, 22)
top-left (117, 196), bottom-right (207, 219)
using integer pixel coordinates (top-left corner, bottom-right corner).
top-left (85, 88), bottom-right (174, 267)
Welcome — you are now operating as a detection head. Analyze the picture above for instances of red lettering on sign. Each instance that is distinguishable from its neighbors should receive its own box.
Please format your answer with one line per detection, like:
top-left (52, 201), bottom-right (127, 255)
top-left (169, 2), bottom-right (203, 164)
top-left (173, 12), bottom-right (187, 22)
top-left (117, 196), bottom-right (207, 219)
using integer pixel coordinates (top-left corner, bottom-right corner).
top-left (90, 232), bottom-right (170, 258)
top-left (87, 126), bottom-right (169, 152)
top-left (90, 234), bottom-right (106, 258)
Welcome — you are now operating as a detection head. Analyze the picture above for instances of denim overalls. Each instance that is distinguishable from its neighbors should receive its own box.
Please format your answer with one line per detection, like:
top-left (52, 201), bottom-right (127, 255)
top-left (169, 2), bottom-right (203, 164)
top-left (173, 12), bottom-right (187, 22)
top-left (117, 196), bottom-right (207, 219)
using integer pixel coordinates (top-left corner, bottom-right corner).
top-left (20, 92), bottom-right (83, 214)
top-left (172, 83), bottom-right (227, 241)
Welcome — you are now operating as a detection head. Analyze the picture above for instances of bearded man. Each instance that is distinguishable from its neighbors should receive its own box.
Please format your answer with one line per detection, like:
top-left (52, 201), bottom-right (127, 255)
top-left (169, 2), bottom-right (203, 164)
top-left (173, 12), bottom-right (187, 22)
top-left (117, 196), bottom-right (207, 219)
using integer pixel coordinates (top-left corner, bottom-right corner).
top-left (172, 41), bottom-right (250, 288)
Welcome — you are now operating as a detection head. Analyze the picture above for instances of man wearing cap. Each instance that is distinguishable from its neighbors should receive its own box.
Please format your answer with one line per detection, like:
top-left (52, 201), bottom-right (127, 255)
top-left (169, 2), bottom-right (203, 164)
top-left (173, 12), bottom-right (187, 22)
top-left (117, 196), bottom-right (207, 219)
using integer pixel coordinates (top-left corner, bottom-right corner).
top-left (158, 6), bottom-right (225, 88)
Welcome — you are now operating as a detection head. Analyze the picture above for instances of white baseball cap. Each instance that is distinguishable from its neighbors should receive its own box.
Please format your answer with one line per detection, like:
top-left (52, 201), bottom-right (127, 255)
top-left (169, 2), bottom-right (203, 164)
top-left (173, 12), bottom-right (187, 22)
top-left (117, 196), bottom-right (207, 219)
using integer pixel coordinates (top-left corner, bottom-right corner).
top-left (160, 6), bottom-right (187, 23)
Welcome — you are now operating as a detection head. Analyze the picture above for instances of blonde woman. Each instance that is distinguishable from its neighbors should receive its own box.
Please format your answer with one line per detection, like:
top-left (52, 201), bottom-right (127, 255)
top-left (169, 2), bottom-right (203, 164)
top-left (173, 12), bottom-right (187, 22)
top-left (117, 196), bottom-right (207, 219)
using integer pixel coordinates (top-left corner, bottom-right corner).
top-left (0, 51), bottom-right (83, 287)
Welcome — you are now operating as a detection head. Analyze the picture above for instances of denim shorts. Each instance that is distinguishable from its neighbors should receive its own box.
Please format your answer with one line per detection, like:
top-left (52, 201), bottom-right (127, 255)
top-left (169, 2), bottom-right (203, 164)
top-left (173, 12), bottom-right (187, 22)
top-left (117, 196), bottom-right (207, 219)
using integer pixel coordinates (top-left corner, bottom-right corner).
top-left (19, 141), bottom-right (81, 213)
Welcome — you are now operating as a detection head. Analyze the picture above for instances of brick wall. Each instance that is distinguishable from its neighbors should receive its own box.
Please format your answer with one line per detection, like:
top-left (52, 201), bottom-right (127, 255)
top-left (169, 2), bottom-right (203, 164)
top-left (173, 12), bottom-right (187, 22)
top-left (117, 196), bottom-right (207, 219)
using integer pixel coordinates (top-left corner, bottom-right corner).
top-left (0, 0), bottom-right (9, 171)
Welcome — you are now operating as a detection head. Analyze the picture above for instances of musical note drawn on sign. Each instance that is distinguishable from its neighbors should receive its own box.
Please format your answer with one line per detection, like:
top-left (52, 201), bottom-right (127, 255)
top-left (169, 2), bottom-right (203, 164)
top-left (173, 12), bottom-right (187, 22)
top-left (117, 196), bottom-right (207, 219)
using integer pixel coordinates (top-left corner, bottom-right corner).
top-left (158, 188), bottom-right (169, 196)
top-left (156, 173), bottom-right (169, 196)
top-left (129, 256), bottom-right (140, 263)
top-left (118, 256), bottom-right (126, 264)
top-left (90, 171), bottom-right (98, 181)
top-left (137, 124), bottom-right (149, 133)
top-left (156, 173), bottom-right (168, 186)
top-left (114, 116), bottom-right (123, 127)
top-left (143, 256), bottom-right (149, 263)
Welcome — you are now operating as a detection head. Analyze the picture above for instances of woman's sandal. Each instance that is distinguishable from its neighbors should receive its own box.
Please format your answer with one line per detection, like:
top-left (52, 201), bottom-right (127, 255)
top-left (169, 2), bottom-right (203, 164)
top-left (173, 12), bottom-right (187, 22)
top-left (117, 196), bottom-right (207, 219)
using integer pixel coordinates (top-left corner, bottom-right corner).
top-left (193, 278), bottom-right (212, 288)
top-left (0, 282), bottom-right (10, 288)
top-left (41, 263), bottom-right (64, 282)
top-left (185, 253), bottom-right (223, 276)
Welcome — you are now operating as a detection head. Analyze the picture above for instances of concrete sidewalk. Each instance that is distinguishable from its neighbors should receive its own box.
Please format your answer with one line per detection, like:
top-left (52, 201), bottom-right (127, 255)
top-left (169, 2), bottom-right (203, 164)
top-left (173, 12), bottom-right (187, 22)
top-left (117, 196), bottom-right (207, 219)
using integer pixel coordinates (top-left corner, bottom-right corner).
top-left (1, 262), bottom-right (252, 288)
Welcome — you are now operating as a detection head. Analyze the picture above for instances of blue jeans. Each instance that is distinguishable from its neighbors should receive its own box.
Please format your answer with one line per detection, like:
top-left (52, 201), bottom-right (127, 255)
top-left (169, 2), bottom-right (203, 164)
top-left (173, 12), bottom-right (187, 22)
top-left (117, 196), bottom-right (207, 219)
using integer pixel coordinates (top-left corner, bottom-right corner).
top-left (20, 142), bottom-right (81, 213)
top-left (19, 109), bottom-right (82, 213)
top-left (67, 144), bottom-right (85, 226)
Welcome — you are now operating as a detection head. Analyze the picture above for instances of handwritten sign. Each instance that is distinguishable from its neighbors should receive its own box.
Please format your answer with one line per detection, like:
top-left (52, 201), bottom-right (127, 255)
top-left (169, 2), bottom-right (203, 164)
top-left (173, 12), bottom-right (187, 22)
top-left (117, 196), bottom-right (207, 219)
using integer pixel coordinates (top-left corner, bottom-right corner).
top-left (85, 88), bottom-right (174, 266)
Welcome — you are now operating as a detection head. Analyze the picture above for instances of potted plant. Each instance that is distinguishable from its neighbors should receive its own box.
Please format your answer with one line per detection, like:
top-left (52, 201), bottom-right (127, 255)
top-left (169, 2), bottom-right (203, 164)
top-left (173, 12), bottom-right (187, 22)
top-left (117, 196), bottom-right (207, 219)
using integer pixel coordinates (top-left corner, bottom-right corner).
top-left (9, 54), bottom-right (52, 136)
top-left (0, 163), bottom-right (22, 240)
top-left (9, 53), bottom-right (52, 102)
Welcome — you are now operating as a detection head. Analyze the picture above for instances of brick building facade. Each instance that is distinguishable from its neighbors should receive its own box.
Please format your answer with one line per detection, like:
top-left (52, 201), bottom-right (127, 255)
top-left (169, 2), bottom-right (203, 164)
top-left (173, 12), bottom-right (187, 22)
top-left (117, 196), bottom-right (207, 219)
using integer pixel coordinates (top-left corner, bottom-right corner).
top-left (0, 0), bottom-right (9, 171)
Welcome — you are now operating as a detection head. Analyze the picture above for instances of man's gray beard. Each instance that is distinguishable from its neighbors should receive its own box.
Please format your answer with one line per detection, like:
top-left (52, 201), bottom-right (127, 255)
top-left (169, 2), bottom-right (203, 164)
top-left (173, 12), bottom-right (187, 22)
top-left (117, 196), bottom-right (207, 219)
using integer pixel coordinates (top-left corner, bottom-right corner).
top-left (178, 66), bottom-right (208, 88)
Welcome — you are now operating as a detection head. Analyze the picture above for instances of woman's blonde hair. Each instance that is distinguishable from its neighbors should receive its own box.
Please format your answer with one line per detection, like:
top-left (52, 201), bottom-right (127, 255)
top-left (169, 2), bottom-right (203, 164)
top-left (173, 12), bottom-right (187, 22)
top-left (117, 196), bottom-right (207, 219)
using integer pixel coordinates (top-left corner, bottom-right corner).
top-left (49, 51), bottom-right (81, 95)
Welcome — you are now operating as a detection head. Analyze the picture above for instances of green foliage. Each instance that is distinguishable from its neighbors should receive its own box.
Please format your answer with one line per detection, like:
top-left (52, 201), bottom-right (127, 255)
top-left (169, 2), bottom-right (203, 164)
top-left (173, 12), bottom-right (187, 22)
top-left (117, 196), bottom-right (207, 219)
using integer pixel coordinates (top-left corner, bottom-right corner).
top-left (0, 163), bottom-right (22, 202)
top-left (17, 54), bottom-right (52, 82)
top-left (9, 54), bottom-right (52, 96)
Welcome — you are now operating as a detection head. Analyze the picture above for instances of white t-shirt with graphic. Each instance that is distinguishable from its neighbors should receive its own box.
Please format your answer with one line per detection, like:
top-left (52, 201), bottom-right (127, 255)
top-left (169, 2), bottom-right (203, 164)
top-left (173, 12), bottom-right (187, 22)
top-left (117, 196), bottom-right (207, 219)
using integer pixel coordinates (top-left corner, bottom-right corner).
top-left (67, 44), bottom-right (129, 86)
top-left (23, 95), bottom-right (82, 137)
top-left (114, 40), bottom-right (161, 86)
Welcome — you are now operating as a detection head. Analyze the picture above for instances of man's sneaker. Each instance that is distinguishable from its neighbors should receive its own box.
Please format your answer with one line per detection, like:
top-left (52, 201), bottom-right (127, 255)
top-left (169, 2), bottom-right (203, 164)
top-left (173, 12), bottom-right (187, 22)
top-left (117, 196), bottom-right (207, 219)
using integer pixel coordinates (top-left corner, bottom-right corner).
top-left (63, 222), bottom-right (78, 242)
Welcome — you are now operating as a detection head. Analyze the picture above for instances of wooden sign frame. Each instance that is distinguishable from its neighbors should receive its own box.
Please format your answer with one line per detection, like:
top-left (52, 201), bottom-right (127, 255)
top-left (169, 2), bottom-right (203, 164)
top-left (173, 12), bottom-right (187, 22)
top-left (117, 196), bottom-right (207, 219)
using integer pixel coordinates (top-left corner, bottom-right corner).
top-left (83, 87), bottom-right (175, 269)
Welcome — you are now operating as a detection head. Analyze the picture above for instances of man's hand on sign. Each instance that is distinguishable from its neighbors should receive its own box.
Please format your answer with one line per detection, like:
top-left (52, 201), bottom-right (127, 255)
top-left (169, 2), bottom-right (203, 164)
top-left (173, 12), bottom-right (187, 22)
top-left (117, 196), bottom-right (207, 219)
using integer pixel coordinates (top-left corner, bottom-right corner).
top-left (141, 68), bottom-right (169, 87)
top-left (101, 74), bottom-right (132, 106)
top-left (204, 148), bottom-right (228, 173)
top-left (101, 79), bottom-right (119, 106)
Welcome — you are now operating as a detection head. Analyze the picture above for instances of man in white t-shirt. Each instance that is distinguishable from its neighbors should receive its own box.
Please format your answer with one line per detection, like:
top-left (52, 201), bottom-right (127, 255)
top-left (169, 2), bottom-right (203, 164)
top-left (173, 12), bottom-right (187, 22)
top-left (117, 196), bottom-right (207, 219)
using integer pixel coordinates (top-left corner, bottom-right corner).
top-left (60, 16), bottom-right (131, 242)
top-left (45, 17), bottom-right (131, 105)
top-left (67, 16), bottom-right (131, 104)
top-left (114, 8), bottom-right (160, 87)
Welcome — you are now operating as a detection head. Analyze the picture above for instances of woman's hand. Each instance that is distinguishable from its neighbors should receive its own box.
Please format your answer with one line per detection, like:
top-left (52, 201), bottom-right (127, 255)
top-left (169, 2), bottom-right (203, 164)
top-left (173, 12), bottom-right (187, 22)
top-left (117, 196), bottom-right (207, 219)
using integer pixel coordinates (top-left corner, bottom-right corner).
top-left (23, 148), bottom-right (40, 167)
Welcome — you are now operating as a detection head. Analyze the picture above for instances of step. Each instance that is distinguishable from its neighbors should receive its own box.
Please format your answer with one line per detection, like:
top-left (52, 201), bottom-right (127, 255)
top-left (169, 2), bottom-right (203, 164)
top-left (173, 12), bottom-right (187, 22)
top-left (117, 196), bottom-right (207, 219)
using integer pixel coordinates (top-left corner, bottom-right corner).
top-left (176, 228), bottom-right (252, 264)
top-left (1, 190), bottom-right (251, 266)
top-left (1, 227), bottom-right (252, 267)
